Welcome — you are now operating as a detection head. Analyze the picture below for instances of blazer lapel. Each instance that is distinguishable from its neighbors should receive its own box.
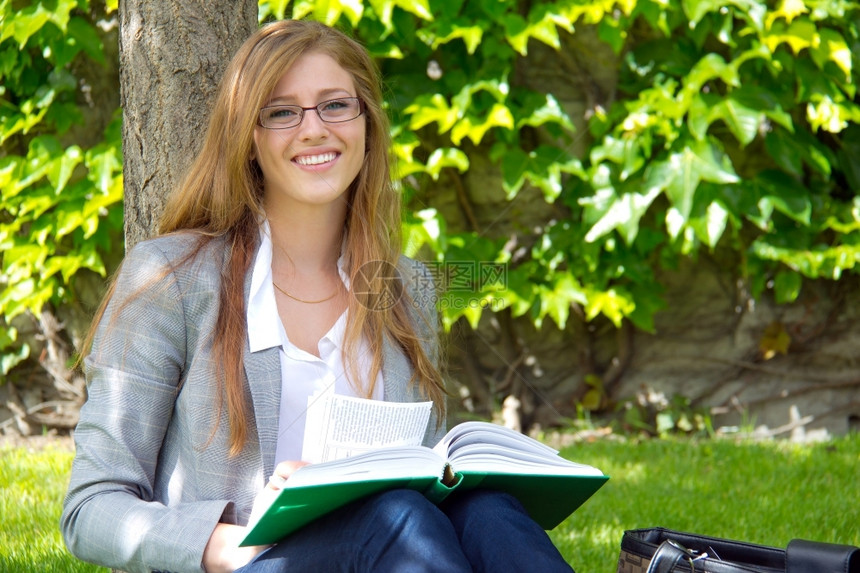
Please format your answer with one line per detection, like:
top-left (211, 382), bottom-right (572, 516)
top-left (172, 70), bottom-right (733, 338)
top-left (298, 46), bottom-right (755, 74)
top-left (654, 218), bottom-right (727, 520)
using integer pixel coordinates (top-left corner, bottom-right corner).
top-left (239, 238), bottom-right (282, 479)
top-left (244, 346), bottom-right (281, 479)
top-left (382, 335), bottom-right (417, 402)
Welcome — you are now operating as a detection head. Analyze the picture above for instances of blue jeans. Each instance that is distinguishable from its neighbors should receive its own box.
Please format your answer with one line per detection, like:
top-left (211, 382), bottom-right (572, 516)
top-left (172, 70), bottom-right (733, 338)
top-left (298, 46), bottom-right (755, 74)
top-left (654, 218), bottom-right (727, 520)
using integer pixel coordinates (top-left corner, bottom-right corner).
top-left (236, 488), bottom-right (575, 572)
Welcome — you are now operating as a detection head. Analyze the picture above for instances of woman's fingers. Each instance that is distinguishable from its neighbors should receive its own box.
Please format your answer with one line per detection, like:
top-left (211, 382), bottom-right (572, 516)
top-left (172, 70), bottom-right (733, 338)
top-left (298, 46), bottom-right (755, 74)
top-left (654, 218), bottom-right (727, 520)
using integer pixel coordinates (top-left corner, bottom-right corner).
top-left (266, 460), bottom-right (310, 490)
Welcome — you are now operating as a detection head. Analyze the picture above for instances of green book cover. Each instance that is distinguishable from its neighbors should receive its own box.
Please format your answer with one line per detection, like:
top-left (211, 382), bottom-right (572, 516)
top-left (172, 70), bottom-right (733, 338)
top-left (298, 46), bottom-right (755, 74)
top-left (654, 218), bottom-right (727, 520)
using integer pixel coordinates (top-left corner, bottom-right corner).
top-left (240, 422), bottom-right (609, 547)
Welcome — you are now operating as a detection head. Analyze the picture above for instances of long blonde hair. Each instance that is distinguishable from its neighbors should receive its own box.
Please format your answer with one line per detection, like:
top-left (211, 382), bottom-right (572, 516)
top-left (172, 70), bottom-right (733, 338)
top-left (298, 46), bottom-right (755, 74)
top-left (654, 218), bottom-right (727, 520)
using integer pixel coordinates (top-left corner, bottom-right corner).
top-left (85, 20), bottom-right (446, 454)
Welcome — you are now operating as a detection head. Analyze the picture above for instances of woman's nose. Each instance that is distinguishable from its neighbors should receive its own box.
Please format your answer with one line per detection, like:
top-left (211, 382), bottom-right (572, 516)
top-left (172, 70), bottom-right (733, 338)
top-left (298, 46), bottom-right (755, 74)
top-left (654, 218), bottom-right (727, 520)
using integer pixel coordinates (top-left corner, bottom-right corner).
top-left (297, 109), bottom-right (329, 140)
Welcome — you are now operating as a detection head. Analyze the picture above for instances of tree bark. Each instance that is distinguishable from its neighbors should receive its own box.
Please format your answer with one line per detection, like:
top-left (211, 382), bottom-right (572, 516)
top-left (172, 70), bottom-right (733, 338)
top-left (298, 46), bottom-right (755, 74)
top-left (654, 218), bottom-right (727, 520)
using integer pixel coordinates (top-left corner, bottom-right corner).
top-left (119, 0), bottom-right (257, 248)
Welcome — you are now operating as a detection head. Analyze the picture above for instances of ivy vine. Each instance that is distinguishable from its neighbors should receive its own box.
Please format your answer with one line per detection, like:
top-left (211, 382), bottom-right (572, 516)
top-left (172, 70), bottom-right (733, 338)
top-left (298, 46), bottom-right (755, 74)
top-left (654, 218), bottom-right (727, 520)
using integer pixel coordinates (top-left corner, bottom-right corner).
top-left (2, 0), bottom-right (859, 398)
top-left (260, 0), bottom-right (860, 339)
top-left (0, 0), bottom-right (122, 376)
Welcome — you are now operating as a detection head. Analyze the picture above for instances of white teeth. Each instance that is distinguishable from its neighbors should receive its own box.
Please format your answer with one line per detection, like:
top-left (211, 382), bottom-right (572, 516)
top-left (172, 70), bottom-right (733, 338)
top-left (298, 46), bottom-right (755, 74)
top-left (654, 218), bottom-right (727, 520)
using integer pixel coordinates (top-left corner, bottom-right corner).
top-left (295, 152), bottom-right (337, 166)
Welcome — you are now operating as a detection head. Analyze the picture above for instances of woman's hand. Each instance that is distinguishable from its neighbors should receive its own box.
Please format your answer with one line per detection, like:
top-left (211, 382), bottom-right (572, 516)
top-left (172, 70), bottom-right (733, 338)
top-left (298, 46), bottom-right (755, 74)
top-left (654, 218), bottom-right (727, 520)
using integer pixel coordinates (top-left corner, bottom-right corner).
top-left (266, 460), bottom-right (309, 490)
top-left (203, 461), bottom-right (309, 572)
top-left (202, 523), bottom-right (269, 573)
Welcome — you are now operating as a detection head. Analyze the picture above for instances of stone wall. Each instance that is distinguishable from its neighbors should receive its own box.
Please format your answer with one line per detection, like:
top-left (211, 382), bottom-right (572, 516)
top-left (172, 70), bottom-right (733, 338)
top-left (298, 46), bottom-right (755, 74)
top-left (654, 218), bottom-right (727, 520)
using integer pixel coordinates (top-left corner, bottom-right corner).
top-left (444, 255), bottom-right (860, 439)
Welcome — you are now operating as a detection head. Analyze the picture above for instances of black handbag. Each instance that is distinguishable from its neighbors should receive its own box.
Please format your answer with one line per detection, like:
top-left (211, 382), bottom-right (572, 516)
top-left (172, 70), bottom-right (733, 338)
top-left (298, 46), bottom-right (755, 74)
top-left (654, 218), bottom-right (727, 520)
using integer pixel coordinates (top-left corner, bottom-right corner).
top-left (618, 527), bottom-right (860, 573)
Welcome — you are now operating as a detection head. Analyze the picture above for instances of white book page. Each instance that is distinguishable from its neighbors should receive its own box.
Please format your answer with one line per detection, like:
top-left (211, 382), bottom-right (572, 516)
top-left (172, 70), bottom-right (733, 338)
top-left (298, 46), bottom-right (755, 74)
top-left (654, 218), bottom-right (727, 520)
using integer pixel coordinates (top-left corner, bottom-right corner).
top-left (302, 394), bottom-right (432, 463)
top-left (433, 421), bottom-right (559, 457)
top-left (433, 421), bottom-right (604, 477)
top-left (447, 443), bottom-right (605, 476)
top-left (287, 446), bottom-right (444, 488)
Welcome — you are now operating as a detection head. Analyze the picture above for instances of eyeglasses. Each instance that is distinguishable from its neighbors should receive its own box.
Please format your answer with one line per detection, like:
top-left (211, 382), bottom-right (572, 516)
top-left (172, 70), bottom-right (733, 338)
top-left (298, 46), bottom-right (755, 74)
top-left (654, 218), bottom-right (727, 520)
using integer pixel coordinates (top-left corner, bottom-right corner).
top-left (258, 97), bottom-right (365, 129)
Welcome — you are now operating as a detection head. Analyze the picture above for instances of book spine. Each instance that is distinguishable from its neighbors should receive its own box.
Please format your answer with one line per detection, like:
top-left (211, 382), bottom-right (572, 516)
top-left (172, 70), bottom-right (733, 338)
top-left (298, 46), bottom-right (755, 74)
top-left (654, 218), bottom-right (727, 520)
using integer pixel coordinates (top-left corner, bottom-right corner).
top-left (423, 472), bottom-right (463, 504)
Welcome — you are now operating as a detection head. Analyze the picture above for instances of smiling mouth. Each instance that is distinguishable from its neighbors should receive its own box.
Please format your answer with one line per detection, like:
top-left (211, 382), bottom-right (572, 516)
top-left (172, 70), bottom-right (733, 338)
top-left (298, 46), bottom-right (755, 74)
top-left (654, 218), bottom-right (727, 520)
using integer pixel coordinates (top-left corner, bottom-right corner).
top-left (294, 152), bottom-right (338, 166)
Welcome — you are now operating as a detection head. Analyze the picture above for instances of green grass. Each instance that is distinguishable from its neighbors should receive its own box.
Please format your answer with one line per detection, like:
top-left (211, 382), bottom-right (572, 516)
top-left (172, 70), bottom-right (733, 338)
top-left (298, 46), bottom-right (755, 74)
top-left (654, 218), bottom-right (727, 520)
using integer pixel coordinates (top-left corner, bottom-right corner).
top-left (550, 435), bottom-right (860, 571)
top-left (0, 443), bottom-right (106, 572)
top-left (2, 435), bottom-right (858, 572)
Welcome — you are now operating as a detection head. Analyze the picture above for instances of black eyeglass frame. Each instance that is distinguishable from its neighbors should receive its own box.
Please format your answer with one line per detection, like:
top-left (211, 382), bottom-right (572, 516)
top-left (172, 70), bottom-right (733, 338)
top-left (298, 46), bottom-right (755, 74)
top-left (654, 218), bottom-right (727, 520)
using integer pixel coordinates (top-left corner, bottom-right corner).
top-left (257, 97), bottom-right (366, 130)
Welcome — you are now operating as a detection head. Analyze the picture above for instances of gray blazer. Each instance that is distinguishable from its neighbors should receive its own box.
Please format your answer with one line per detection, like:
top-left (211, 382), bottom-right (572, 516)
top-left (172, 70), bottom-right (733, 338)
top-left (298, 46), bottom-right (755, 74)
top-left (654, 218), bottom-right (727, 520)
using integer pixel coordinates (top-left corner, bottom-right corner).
top-left (61, 232), bottom-right (444, 573)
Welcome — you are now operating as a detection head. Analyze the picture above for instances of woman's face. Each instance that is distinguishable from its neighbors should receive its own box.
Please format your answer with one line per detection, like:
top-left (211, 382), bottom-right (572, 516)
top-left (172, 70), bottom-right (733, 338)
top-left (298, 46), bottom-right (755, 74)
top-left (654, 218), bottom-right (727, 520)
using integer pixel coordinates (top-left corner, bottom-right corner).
top-left (253, 51), bottom-right (366, 214)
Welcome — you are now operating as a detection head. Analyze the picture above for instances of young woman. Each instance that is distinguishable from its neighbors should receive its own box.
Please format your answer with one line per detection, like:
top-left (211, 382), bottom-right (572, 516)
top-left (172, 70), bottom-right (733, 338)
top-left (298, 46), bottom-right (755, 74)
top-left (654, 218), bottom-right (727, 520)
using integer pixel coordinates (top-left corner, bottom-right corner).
top-left (62, 19), bottom-right (575, 573)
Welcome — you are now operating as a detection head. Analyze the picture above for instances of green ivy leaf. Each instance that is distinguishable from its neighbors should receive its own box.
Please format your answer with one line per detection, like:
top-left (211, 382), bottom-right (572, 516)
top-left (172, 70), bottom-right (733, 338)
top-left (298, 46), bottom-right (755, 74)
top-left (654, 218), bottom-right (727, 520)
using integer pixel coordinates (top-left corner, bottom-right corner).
top-left (502, 7), bottom-right (572, 54)
top-left (0, 326), bottom-right (18, 350)
top-left (292, 0), bottom-right (364, 26)
top-left (598, 16), bottom-right (625, 55)
top-left (763, 18), bottom-right (817, 55)
top-left (0, 156), bottom-right (22, 193)
top-left (14, 184), bottom-right (55, 220)
top-left (450, 102), bottom-right (513, 145)
top-left (451, 78), bottom-right (510, 111)
top-left (67, 17), bottom-right (105, 64)
top-left (1, 341), bottom-right (30, 375)
top-left (395, 0), bottom-right (431, 21)
top-left (752, 240), bottom-right (860, 280)
top-left (498, 144), bottom-right (581, 201)
top-left (688, 200), bottom-right (729, 248)
top-left (584, 286), bottom-right (635, 327)
top-left (85, 144), bottom-right (122, 194)
top-left (259, 0), bottom-right (291, 20)
top-left (807, 95), bottom-right (859, 134)
top-left (810, 27), bottom-right (852, 79)
top-left (836, 129), bottom-right (860, 191)
top-left (539, 272), bottom-right (587, 329)
top-left (422, 20), bottom-right (483, 53)
top-left (523, 11), bottom-right (564, 50)
top-left (689, 93), bottom-right (763, 146)
top-left (402, 208), bottom-right (446, 258)
top-left (652, 139), bottom-right (740, 227)
top-left (764, 126), bottom-right (830, 177)
top-left (773, 269), bottom-right (802, 304)
top-left (436, 289), bottom-right (484, 330)
top-left (589, 135), bottom-right (646, 181)
top-left (502, 13), bottom-right (529, 55)
top-left (515, 93), bottom-right (575, 132)
top-left (584, 186), bottom-right (662, 245)
top-left (391, 133), bottom-right (425, 179)
top-left (48, 145), bottom-right (82, 192)
top-left (500, 266), bottom-right (538, 319)
top-left (766, 0), bottom-right (808, 25)
top-left (498, 146), bottom-right (529, 197)
top-left (0, 277), bottom-right (55, 319)
top-left (682, 53), bottom-right (738, 97)
top-left (682, 0), bottom-right (720, 28)
top-left (367, 0), bottom-right (395, 29)
top-left (405, 93), bottom-right (459, 133)
top-left (3, 3), bottom-right (51, 48)
top-left (754, 170), bottom-right (812, 225)
top-left (54, 198), bottom-right (86, 237)
top-left (425, 147), bottom-right (469, 180)
top-left (626, 282), bottom-right (666, 333)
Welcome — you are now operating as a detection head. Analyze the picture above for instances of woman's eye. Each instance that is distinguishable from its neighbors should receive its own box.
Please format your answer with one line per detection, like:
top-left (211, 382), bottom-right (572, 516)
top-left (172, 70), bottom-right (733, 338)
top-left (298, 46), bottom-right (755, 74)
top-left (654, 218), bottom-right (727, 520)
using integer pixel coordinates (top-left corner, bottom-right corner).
top-left (270, 107), bottom-right (298, 119)
top-left (321, 99), bottom-right (348, 111)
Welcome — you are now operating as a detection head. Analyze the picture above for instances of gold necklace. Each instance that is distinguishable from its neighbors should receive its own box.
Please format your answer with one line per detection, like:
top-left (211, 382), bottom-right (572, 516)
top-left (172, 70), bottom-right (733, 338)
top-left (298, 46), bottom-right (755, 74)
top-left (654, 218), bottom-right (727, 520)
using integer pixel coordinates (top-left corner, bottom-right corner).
top-left (272, 280), bottom-right (339, 304)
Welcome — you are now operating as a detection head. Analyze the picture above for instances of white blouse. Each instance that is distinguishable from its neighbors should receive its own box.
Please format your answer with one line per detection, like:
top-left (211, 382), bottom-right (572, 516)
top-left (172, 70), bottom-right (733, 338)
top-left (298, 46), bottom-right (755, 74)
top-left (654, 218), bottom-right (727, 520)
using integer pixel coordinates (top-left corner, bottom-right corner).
top-left (246, 220), bottom-right (382, 464)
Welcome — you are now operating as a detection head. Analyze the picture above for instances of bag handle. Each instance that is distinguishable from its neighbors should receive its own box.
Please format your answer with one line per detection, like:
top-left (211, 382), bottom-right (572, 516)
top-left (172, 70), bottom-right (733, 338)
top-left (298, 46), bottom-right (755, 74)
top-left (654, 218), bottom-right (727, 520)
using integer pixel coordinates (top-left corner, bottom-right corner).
top-left (786, 539), bottom-right (860, 573)
top-left (646, 540), bottom-right (695, 573)
top-left (645, 539), bottom-right (767, 573)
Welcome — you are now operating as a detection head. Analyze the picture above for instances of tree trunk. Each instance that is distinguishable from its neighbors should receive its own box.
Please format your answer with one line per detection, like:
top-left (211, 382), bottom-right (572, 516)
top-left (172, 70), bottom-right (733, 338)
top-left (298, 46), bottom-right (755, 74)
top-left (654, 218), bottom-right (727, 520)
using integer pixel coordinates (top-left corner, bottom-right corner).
top-left (119, 0), bottom-right (257, 248)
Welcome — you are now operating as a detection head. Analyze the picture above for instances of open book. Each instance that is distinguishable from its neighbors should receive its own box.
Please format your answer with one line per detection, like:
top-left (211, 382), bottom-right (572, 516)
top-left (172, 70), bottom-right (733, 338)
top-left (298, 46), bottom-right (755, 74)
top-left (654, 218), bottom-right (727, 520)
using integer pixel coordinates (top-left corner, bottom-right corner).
top-left (241, 420), bottom-right (609, 546)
